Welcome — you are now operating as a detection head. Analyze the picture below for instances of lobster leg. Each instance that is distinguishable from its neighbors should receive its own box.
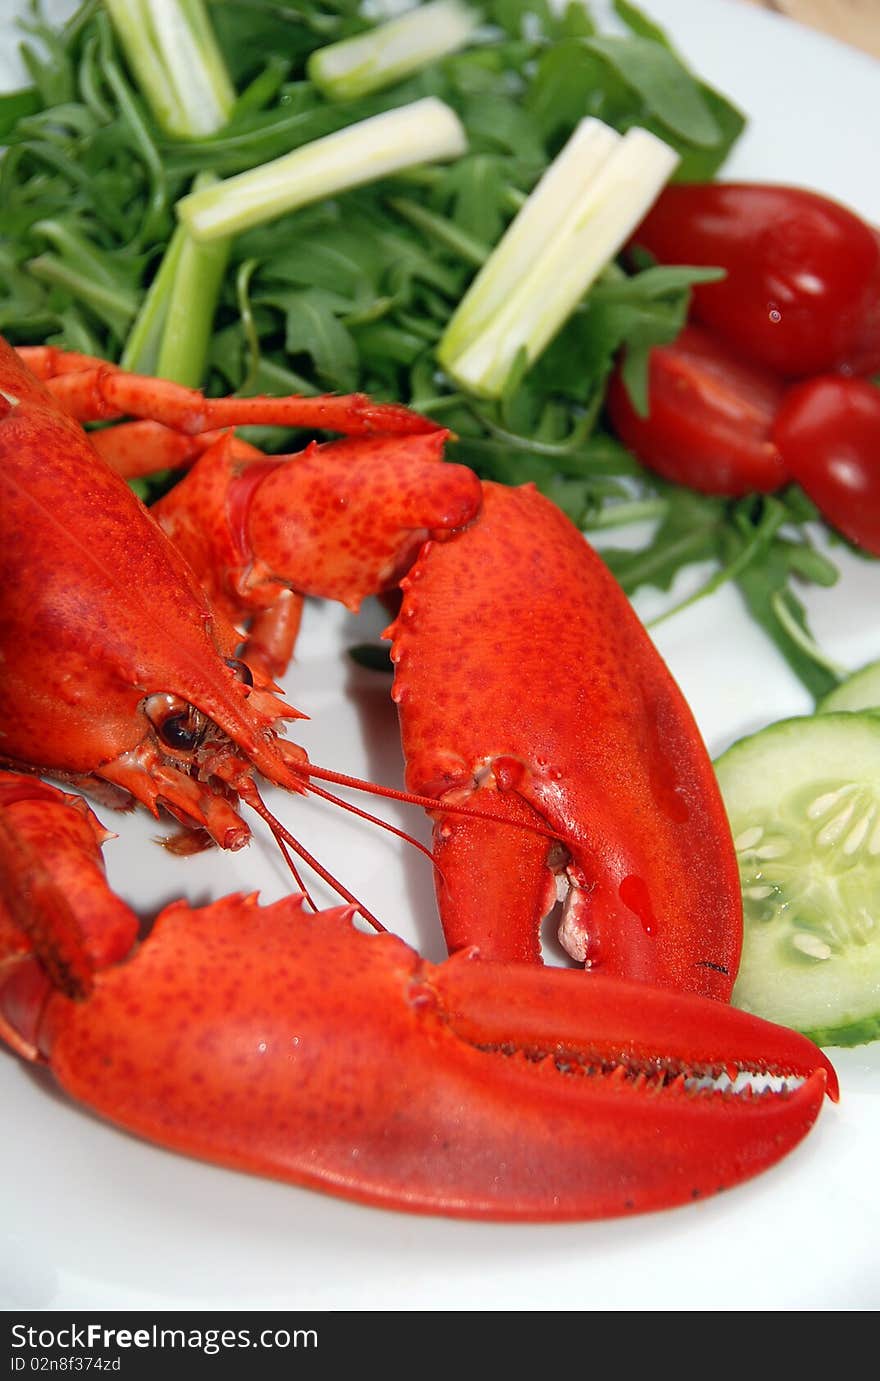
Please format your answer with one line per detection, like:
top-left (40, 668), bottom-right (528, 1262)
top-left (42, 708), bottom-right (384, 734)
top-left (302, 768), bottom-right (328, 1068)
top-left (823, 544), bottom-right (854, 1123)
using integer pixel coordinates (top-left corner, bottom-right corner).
top-left (0, 775), bottom-right (139, 1057)
top-left (14, 344), bottom-right (483, 680)
top-left (13, 346), bottom-right (437, 437)
top-left (150, 429), bottom-right (482, 678)
top-left (87, 420), bottom-right (263, 478)
top-left (388, 481), bottom-right (743, 1000)
top-left (242, 591), bottom-right (306, 686)
top-left (0, 775), bottom-right (837, 1223)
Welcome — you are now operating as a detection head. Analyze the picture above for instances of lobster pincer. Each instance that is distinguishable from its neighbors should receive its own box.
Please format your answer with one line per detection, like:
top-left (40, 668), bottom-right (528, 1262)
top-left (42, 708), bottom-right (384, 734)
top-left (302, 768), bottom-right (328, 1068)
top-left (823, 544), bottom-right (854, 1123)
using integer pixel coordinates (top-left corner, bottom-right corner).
top-left (0, 773), bottom-right (836, 1223)
top-left (149, 427), bottom-right (482, 680)
top-left (389, 481), bottom-right (744, 1001)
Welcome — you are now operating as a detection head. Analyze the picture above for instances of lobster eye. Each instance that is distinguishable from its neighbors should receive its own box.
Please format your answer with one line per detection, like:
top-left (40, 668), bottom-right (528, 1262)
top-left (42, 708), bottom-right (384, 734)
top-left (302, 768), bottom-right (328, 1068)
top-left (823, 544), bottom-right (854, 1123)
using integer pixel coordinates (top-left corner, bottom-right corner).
top-left (144, 694), bottom-right (208, 753)
top-left (225, 657), bottom-right (254, 688)
top-left (157, 712), bottom-right (205, 750)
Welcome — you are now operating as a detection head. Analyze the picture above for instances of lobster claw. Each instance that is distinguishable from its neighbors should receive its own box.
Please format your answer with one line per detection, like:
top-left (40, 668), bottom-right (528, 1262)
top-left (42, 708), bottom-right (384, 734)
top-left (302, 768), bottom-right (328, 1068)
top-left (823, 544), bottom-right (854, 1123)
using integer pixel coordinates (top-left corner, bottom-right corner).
top-left (389, 481), bottom-right (744, 1000)
top-left (8, 893), bottom-right (834, 1222)
top-left (150, 427), bottom-right (482, 679)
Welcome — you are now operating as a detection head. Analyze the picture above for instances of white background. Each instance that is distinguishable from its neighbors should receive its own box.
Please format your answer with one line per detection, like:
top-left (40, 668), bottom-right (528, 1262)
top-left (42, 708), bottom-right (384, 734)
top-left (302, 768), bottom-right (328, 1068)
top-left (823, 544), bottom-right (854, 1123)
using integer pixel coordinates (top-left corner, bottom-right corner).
top-left (1, 0), bottom-right (879, 1311)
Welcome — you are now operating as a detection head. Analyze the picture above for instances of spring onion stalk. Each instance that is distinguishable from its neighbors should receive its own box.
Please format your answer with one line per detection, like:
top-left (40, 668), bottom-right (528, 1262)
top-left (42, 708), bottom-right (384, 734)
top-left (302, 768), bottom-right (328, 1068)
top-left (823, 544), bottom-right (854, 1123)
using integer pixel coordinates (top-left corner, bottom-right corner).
top-left (122, 173), bottom-right (231, 384)
top-left (176, 97), bottom-right (468, 242)
top-left (103, 0), bottom-right (235, 138)
top-left (437, 122), bottom-right (680, 399)
top-left (120, 228), bottom-right (185, 374)
top-left (308, 0), bottom-right (480, 101)
top-left (441, 119), bottom-right (621, 353)
top-left (155, 222), bottom-right (231, 386)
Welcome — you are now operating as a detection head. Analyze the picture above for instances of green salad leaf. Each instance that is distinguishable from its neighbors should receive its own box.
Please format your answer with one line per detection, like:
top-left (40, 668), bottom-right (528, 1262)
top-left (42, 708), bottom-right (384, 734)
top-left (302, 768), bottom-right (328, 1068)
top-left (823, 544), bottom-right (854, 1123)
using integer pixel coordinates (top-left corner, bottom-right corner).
top-left (0, 0), bottom-right (860, 699)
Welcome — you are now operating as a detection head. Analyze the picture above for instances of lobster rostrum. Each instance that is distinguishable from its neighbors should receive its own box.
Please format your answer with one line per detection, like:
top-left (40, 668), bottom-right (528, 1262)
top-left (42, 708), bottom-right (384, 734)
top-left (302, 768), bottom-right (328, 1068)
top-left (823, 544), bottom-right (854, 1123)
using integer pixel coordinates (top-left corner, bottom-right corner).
top-left (0, 772), bottom-right (837, 1221)
top-left (7, 342), bottom-right (742, 996)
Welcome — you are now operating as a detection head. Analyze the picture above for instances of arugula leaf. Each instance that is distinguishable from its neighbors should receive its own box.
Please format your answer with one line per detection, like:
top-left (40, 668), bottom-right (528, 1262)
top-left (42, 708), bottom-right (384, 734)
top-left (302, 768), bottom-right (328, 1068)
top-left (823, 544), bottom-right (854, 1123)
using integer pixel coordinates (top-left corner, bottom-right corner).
top-left (734, 542), bottom-right (841, 703)
top-left (526, 41), bottom-right (627, 146)
top-left (576, 264), bottom-right (724, 414)
top-left (612, 0), bottom-right (670, 46)
top-left (487, 0), bottom-right (562, 40)
top-left (347, 642), bottom-right (394, 672)
top-left (257, 223), bottom-right (383, 303)
top-left (526, 28), bottom-right (744, 177)
top-left (1, 0), bottom-right (864, 701)
top-left (281, 287), bottom-right (360, 392)
top-left (669, 84), bottom-right (747, 181)
top-left (439, 154), bottom-right (511, 244)
top-left (602, 489), bottom-right (726, 593)
top-left (583, 37), bottom-right (722, 146)
top-left (611, 0), bottom-right (747, 177)
top-left (0, 87), bottom-right (41, 138)
top-left (602, 487), bottom-right (849, 699)
top-left (210, 1), bottom-right (364, 86)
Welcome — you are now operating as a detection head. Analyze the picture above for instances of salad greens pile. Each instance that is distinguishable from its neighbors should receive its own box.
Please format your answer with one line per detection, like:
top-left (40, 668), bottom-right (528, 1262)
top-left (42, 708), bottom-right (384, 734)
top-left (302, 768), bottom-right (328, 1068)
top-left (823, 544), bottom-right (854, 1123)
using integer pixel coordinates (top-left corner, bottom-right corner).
top-left (0, 0), bottom-right (855, 698)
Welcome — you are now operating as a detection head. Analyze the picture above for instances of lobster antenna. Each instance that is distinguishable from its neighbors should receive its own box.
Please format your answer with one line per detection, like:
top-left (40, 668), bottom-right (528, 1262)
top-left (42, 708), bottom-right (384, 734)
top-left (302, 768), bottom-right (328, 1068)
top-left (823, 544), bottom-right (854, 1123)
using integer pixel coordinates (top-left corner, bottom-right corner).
top-left (301, 776), bottom-right (437, 865)
top-left (266, 830), bottom-right (322, 914)
top-left (238, 779), bottom-right (387, 933)
top-left (298, 759), bottom-right (565, 846)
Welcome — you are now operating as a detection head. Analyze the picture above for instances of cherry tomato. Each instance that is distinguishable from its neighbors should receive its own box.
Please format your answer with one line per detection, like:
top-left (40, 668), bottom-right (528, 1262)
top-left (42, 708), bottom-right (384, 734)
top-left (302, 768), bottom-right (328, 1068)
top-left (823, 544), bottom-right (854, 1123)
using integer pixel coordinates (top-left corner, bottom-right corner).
top-left (772, 376), bottom-right (880, 555)
top-left (847, 226), bottom-right (880, 377)
top-left (632, 184), bottom-right (880, 378)
top-left (606, 324), bottom-right (788, 497)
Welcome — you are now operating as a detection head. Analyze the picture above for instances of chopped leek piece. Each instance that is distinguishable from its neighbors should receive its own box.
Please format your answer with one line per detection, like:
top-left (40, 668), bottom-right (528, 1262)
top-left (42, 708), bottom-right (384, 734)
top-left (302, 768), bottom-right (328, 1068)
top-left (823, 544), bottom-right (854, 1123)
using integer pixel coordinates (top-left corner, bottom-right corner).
top-left (308, 0), bottom-right (480, 101)
top-left (437, 122), bottom-right (679, 399)
top-left (104, 0), bottom-right (235, 138)
top-left (155, 223), bottom-right (230, 386)
top-left (122, 172), bottom-right (230, 385)
top-left (176, 97), bottom-right (468, 242)
top-left (439, 119), bottom-right (622, 354)
top-left (120, 228), bottom-right (185, 375)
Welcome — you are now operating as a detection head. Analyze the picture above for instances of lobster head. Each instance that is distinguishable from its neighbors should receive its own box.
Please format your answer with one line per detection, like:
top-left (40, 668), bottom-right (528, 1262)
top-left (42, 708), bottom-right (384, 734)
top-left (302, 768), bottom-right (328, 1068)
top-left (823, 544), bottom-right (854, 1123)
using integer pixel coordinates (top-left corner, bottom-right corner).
top-left (0, 337), bottom-right (308, 848)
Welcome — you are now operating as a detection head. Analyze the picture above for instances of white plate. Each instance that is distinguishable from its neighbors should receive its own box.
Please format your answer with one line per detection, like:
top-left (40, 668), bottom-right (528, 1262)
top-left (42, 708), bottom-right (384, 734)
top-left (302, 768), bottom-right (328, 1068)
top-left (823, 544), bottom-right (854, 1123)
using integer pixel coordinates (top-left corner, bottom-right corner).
top-left (2, 0), bottom-right (880, 1313)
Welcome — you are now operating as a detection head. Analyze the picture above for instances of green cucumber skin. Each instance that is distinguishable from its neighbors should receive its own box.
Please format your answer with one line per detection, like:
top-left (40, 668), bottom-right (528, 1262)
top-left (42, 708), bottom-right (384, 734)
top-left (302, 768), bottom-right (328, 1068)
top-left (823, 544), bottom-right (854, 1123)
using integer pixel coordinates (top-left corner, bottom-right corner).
top-left (818, 659), bottom-right (880, 715)
top-left (801, 1012), bottom-right (880, 1049)
top-left (715, 712), bottom-right (880, 1048)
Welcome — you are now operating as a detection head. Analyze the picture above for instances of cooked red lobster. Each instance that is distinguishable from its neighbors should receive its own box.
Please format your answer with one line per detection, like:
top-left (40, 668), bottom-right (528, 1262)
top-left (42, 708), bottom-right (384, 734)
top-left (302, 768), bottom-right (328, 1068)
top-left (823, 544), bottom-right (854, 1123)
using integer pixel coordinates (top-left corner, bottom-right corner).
top-left (0, 339), bottom-right (836, 1219)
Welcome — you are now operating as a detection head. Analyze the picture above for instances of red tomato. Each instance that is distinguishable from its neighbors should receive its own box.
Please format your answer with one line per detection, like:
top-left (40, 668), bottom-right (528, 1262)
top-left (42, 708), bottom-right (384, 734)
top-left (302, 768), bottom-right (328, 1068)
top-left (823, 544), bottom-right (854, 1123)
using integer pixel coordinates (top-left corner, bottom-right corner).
top-left (606, 324), bottom-right (788, 497)
top-left (632, 184), bottom-right (880, 378)
top-left (848, 226), bottom-right (880, 376)
top-left (772, 376), bottom-right (880, 555)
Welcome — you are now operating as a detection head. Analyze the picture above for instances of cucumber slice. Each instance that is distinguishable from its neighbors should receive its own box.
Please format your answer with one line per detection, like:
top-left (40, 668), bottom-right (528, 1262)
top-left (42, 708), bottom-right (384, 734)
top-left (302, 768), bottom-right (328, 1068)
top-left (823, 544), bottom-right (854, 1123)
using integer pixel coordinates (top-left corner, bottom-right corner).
top-left (715, 712), bottom-right (880, 1047)
top-left (818, 659), bottom-right (880, 715)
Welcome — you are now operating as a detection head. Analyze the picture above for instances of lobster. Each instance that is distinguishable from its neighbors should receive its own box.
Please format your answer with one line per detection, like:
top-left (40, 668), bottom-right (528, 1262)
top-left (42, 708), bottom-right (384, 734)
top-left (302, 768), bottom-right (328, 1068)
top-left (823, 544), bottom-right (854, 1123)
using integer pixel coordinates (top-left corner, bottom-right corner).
top-left (0, 337), bottom-right (838, 1218)
top-left (6, 341), bottom-right (741, 993)
top-left (0, 771), bottom-right (836, 1221)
